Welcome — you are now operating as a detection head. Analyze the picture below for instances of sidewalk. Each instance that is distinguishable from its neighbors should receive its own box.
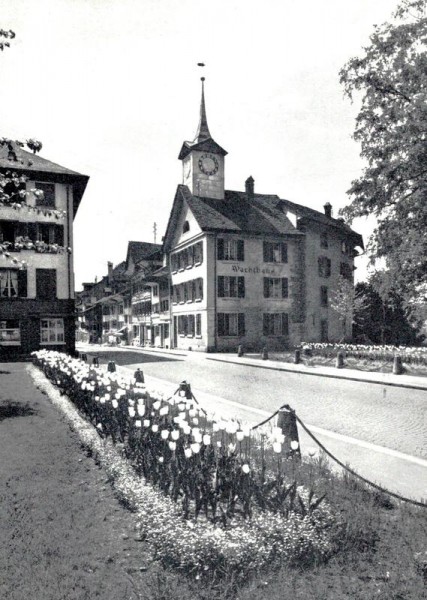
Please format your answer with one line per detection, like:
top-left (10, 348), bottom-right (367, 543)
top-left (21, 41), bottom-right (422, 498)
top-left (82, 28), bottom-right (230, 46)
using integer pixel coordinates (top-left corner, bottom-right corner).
top-left (0, 363), bottom-right (155, 600)
top-left (78, 343), bottom-right (427, 391)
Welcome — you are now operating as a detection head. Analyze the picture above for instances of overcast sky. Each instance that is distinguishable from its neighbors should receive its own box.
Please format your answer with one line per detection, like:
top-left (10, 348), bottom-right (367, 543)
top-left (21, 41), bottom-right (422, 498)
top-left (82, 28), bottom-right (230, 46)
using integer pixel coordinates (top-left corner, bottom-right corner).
top-left (0, 0), bottom-right (398, 288)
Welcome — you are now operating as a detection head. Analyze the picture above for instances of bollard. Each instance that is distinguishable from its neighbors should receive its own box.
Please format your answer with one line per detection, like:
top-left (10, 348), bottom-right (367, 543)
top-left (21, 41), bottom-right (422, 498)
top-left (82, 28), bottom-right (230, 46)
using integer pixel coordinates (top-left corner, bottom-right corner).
top-left (277, 405), bottom-right (301, 460)
top-left (80, 352), bottom-right (88, 362)
top-left (393, 354), bottom-right (403, 375)
top-left (262, 346), bottom-right (269, 360)
top-left (92, 356), bottom-right (99, 367)
top-left (237, 345), bottom-right (243, 357)
top-left (336, 350), bottom-right (345, 369)
top-left (294, 348), bottom-right (301, 364)
top-left (179, 380), bottom-right (192, 399)
top-left (134, 368), bottom-right (145, 383)
top-left (107, 360), bottom-right (116, 373)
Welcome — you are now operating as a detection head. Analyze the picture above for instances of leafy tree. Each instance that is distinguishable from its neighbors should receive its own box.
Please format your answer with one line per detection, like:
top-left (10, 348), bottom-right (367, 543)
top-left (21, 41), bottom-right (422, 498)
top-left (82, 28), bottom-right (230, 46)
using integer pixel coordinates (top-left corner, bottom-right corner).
top-left (353, 278), bottom-right (424, 345)
top-left (330, 276), bottom-right (366, 341)
top-left (339, 0), bottom-right (427, 314)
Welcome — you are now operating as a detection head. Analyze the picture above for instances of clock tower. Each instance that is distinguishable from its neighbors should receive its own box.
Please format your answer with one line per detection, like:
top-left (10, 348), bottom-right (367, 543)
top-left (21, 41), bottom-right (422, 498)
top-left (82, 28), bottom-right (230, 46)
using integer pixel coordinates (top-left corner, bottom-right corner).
top-left (178, 78), bottom-right (227, 200)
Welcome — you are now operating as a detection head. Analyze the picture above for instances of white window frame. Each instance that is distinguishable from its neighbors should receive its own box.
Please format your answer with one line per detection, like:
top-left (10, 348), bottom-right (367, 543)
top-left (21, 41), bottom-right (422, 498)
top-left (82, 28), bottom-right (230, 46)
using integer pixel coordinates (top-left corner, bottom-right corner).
top-left (224, 240), bottom-right (238, 261)
top-left (0, 319), bottom-right (21, 345)
top-left (0, 269), bottom-right (18, 298)
top-left (40, 318), bottom-right (65, 345)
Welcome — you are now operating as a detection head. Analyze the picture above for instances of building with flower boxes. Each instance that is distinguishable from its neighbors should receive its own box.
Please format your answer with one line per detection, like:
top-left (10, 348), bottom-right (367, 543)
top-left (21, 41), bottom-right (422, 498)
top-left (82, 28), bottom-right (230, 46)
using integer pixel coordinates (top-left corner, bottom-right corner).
top-left (0, 142), bottom-right (88, 358)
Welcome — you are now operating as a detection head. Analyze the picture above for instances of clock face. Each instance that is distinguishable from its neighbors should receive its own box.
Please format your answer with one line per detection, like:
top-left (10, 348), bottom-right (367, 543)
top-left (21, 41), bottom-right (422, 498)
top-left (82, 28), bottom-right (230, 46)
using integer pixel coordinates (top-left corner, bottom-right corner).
top-left (198, 153), bottom-right (219, 176)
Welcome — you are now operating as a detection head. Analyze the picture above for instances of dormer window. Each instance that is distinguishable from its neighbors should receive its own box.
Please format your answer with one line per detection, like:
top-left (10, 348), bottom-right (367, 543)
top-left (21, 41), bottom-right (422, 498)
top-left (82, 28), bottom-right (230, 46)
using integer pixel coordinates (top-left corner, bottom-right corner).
top-left (183, 220), bottom-right (190, 234)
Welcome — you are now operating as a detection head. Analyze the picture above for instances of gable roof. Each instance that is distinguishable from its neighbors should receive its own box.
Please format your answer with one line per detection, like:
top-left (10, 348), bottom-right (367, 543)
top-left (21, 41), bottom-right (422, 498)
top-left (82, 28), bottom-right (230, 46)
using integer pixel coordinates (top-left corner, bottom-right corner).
top-left (125, 241), bottom-right (162, 269)
top-left (163, 185), bottom-right (363, 250)
top-left (0, 142), bottom-right (89, 217)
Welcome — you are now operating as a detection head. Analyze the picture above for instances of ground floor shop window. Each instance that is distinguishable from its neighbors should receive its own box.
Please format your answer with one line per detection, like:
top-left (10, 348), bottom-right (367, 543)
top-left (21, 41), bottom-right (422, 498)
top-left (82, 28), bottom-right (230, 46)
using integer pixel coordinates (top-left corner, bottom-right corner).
top-left (263, 313), bottom-right (289, 336)
top-left (217, 313), bottom-right (245, 336)
top-left (0, 319), bottom-right (20, 345)
top-left (40, 318), bottom-right (65, 344)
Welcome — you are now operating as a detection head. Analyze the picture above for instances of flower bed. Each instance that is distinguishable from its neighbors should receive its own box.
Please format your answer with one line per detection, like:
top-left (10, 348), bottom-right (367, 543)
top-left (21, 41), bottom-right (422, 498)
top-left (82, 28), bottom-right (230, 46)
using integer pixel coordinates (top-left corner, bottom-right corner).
top-left (302, 342), bottom-right (427, 365)
top-left (31, 349), bottom-right (337, 581)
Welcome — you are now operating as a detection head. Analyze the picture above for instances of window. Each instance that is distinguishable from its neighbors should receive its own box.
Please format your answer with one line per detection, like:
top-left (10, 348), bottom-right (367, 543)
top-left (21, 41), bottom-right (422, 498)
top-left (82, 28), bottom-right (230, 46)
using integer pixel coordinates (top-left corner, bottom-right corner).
top-left (263, 313), bottom-right (289, 336)
top-left (263, 277), bottom-right (288, 299)
top-left (183, 220), bottom-right (190, 233)
top-left (320, 233), bottom-right (328, 249)
top-left (320, 286), bottom-right (328, 307)
top-left (171, 242), bottom-right (203, 272)
top-left (263, 241), bottom-right (288, 263)
top-left (217, 276), bottom-right (245, 298)
top-left (34, 182), bottom-right (56, 208)
top-left (0, 319), bottom-right (20, 345)
top-left (36, 269), bottom-right (57, 299)
top-left (0, 220), bottom-right (16, 243)
top-left (37, 224), bottom-right (64, 245)
top-left (188, 314), bottom-right (195, 336)
top-left (0, 269), bottom-right (18, 297)
top-left (196, 314), bottom-right (201, 336)
top-left (320, 319), bottom-right (328, 342)
top-left (178, 315), bottom-right (188, 335)
top-left (318, 256), bottom-right (331, 278)
top-left (340, 262), bottom-right (353, 280)
top-left (341, 240), bottom-right (351, 255)
top-left (217, 313), bottom-right (245, 336)
top-left (40, 318), bottom-right (65, 344)
top-left (217, 239), bottom-right (244, 261)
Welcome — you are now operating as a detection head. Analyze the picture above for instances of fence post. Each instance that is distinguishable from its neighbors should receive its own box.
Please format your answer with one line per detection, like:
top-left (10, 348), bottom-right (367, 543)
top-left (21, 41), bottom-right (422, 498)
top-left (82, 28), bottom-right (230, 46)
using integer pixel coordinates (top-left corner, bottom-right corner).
top-left (179, 380), bottom-right (192, 399)
top-left (107, 360), bottom-right (116, 373)
top-left (92, 356), bottom-right (99, 367)
top-left (277, 405), bottom-right (301, 460)
top-left (262, 346), bottom-right (269, 360)
top-left (294, 348), bottom-right (301, 364)
top-left (393, 354), bottom-right (403, 375)
top-left (336, 351), bottom-right (345, 369)
top-left (237, 345), bottom-right (243, 357)
top-left (134, 367), bottom-right (145, 383)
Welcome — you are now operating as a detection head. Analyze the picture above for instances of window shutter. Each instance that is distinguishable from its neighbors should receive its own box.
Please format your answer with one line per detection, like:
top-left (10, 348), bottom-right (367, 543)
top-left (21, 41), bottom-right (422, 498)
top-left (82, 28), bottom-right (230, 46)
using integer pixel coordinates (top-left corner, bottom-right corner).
top-left (28, 222), bottom-right (37, 242)
top-left (282, 313), bottom-right (289, 335)
top-left (217, 239), bottom-right (224, 260)
top-left (263, 278), bottom-right (269, 298)
top-left (238, 277), bottom-right (245, 298)
top-left (17, 269), bottom-right (27, 297)
top-left (217, 276), bottom-right (225, 298)
top-left (238, 313), bottom-right (245, 336)
top-left (263, 314), bottom-right (269, 336)
top-left (282, 278), bottom-right (288, 298)
top-left (55, 225), bottom-right (64, 246)
top-left (281, 243), bottom-right (288, 263)
top-left (237, 240), bottom-right (244, 261)
top-left (217, 313), bottom-right (225, 336)
top-left (198, 242), bottom-right (203, 264)
top-left (263, 242), bottom-right (268, 262)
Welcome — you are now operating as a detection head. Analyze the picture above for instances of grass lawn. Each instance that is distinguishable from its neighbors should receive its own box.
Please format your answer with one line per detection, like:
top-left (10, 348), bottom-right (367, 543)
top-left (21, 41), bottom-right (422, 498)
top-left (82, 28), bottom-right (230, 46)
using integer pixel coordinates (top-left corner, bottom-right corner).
top-left (1, 362), bottom-right (426, 599)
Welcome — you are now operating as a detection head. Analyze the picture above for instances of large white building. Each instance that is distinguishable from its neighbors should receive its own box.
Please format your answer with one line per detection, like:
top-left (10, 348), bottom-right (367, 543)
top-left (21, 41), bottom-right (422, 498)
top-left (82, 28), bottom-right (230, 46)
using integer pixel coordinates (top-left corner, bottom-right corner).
top-left (161, 79), bottom-right (363, 352)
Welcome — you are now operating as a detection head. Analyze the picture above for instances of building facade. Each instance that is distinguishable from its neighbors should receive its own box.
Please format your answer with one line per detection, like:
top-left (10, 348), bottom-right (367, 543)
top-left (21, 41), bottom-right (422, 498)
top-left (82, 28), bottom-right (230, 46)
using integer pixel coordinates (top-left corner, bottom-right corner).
top-left (161, 80), bottom-right (363, 352)
top-left (0, 142), bottom-right (88, 358)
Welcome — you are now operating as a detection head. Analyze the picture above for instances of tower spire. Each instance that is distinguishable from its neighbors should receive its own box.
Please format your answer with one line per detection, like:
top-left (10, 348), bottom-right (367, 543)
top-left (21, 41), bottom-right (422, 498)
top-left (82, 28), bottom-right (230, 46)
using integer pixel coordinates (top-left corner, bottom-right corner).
top-left (194, 77), bottom-right (211, 142)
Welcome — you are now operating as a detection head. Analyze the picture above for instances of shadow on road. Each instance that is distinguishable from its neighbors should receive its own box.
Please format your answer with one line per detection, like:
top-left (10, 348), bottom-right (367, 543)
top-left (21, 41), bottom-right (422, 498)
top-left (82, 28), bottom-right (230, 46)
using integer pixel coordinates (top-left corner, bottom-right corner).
top-left (83, 350), bottom-right (183, 367)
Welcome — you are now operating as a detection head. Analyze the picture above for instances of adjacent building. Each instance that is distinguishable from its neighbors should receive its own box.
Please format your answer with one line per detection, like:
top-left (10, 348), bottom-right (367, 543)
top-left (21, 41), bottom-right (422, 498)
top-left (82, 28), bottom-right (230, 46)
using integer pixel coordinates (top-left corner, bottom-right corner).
top-left (0, 142), bottom-right (88, 357)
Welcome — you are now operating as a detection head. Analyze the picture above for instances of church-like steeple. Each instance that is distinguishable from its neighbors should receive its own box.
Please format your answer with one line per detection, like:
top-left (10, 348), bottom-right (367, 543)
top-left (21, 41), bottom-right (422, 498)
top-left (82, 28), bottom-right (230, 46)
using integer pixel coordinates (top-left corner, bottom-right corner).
top-left (178, 77), bottom-right (227, 200)
top-left (193, 77), bottom-right (211, 142)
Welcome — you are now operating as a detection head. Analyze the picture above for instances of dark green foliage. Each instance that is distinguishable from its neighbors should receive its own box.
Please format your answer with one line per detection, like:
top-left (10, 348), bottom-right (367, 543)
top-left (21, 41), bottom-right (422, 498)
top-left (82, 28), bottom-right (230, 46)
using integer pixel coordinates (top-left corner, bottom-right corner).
top-left (339, 1), bottom-right (427, 314)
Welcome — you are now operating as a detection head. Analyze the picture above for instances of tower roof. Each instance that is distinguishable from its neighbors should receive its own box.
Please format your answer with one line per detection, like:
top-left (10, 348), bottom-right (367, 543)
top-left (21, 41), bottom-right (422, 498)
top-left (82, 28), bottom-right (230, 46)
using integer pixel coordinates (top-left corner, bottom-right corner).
top-left (178, 78), bottom-right (227, 160)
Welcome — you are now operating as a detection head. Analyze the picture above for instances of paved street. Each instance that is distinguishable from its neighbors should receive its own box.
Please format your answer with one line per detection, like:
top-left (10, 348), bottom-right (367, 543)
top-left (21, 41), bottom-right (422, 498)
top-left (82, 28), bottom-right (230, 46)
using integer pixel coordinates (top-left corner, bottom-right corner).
top-left (76, 345), bottom-right (427, 501)
top-left (79, 346), bottom-right (427, 459)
